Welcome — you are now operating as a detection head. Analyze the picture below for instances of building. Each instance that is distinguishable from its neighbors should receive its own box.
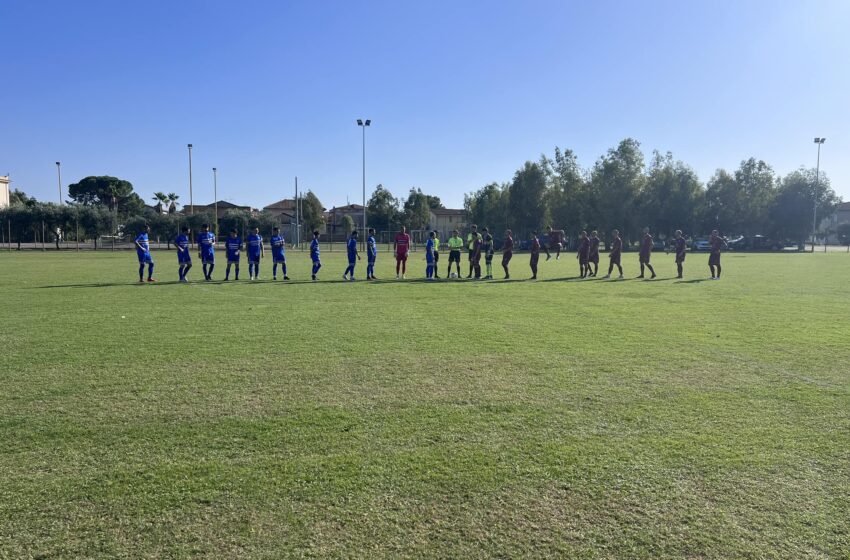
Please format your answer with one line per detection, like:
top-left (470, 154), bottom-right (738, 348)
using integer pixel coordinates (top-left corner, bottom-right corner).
top-left (428, 208), bottom-right (468, 239)
top-left (326, 204), bottom-right (365, 239)
top-left (0, 176), bottom-right (10, 208)
top-left (263, 198), bottom-right (298, 227)
top-left (182, 201), bottom-right (253, 219)
top-left (823, 201), bottom-right (850, 244)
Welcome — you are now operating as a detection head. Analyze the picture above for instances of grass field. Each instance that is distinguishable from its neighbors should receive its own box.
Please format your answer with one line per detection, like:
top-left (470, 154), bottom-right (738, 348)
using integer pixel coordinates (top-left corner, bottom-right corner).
top-left (1, 250), bottom-right (848, 559)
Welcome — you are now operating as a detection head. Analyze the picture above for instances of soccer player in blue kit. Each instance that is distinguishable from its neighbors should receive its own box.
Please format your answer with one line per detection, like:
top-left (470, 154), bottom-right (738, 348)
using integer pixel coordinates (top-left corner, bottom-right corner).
top-left (246, 227), bottom-right (264, 280)
top-left (310, 230), bottom-right (322, 281)
top-left (425, 230), bottom-right (436, 279)
top-left (175, 226), bottom-right (192, 282)
top-left (134, 224), bottom-right (155, 282)
top-left (343, 230), bottom-right (360, 281)
top-left (270, 227), bottom-right (289, 280)
top-left (224, 229), bottom-right (242, 281)
top-left (197, 224), bottom-right (216, 281)
top-left (366, 228), bottom-right (378, 280)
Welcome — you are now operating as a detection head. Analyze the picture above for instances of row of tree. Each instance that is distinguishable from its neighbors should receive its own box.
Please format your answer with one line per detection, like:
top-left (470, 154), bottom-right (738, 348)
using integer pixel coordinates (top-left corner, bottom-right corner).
top-left (365, 187), bottom-right (444, 233)
top-left (464, 138), bottom-right (841, 248)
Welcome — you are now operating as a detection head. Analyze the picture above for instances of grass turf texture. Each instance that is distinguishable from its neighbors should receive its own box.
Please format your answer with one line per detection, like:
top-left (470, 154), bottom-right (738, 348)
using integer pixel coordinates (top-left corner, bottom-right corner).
top-left (1, 250), bottom-right (848, 559)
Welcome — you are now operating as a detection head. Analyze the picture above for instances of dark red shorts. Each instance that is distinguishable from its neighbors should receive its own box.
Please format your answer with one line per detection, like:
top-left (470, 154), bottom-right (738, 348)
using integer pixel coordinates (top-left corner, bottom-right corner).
top-left (396, 253), bottom-right (408, 262)
top-left (609, 253), bottom-right (621, 265)
top-left (589, 253), bottom-right (599, 264)
top-left (709, 252), bottom-right (721, 266)
top-left (639, 253), bottom-right (651, 264)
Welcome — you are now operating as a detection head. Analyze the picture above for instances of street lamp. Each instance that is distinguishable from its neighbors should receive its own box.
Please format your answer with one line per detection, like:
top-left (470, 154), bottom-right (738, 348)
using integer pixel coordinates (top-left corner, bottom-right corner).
top-left (356, 119), bottom-right (371, 248)
top-left (212, 167), bottom-right (218, 237)
top-left (55, 162), bottom-right (62, 205)
top-left (812, 137), bottom-right (826, 252)
top-left (188, 144), bottom-right (194, 214)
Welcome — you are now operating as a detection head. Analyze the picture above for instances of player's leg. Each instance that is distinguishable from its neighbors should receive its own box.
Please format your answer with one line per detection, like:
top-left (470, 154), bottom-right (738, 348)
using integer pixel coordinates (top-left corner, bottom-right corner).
top-left (184, 263), bottom-right (192, 280)
top-left (638, 261), bottom-right (645, 278)
top-left (402, 256), bottom-right (407, 277)
top-left (646, 263), bottom-right (655, 278)
top-left (556, 244), bottom-right (561, 259)
top-left (138, 262), bottom-right (145, 282)
top-left (677, 261), bottom-right (683, 278)
top-left (433, 252), bottom-right (440, 278)
top-left (147, 261), bottom-right (155, 281)
top-left (467, 251), bottom-right (473, 278)
top-left (282, 260), bottom-right (288, 279)
top-left (207, 261), bottom-right (215, 279)
top-left (545, 244), bottom-right (551, 261)
top-left (716, 262), bottom-right (722, 278)
top-left (225, 263), bottom-right (231, 280)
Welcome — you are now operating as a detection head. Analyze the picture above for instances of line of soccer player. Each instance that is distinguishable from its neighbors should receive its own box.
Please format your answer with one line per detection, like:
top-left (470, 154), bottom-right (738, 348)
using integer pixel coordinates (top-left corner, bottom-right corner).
top-left (132, 223), bottom-right (728, 282)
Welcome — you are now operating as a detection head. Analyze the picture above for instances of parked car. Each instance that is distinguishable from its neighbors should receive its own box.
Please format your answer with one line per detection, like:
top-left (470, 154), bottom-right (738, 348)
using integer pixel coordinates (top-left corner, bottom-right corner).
top-left (691, 238), bottom-right (711, 251)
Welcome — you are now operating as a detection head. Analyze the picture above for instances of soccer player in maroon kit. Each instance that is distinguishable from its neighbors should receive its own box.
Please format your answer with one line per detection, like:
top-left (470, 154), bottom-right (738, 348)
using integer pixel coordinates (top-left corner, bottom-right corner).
top-left (588, 230), bottom-right (600, 277)
top-left (603, 229), bottom-right (624, 279)
top-left (637, 227), bottom-right (657, 279)
top-left (502, 229), bottom-right (514, 279)
top-left (709, 229), bottom-right (727, 279)
top-left (394, 226), bottom-right (411, 279)
top-left (544, 225), bottom-right (565, 261)
top-left (576, 231), bottom-right (590, 278)
top-left (673, 229), bottom-right (687, 278)
top-left (530, 231), bottom-right (541, 279)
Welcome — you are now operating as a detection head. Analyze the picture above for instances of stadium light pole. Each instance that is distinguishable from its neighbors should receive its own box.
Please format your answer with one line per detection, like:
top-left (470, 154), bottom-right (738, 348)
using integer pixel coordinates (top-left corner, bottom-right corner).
top-left (188, 144), bottom-right (194, 214)
top-left (55, 161), bottom-right (62, 205)
top-left (812, 137), bottom-right (826, 252)
top-left (357, 119), bottom-right (371, 249)
top-left (213, 167), bottom-right (218, 237)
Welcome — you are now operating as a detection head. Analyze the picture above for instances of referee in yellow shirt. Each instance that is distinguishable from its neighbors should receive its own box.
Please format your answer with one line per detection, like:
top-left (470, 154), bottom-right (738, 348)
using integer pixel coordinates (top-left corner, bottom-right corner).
top-left (446, 230), bottom-right (464, 277)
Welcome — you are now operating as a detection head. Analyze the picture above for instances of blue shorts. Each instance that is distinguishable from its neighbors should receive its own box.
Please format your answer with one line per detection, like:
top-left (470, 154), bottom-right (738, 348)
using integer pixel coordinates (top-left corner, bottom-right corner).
top-left (137, 252), bottom-right (153, 264)
top-left (273, 255), bottom-right (286, 263)
top-left (312, 258), bottom-right (321, 265)
top-left (227, 258), bottom-right (240, 264)
top-left (201, 254), bottom-right (215, 264)
top-left (178, 253), bottom-right (192, 264)
top-left (248, 255), bottom-right (261, 264)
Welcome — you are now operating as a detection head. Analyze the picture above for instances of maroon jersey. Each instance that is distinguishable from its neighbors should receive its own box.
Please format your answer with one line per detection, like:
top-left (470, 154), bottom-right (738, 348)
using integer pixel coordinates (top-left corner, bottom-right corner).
top-left (394, 233), bottom-right (410, 256)
top-left (471, 236), bottom-right (482, 259)
top-left (577, 237), bottom-right (590, 257)
top-left (589, 236), bottom-right (600, 258)
top-left (549, 230), bottom-right (564, 245)
top-left (503, 236), bottom-right (514, 252)
top-left (531, 237), bottom-right (540, 256)
top-left (674, 237), bottom-right (686, 260)
top-left (710, 235), bottom-right (724, 254)
top-left (610, 237), bottom-right (622, 258)
top-left (640, 234), bottom-right (653, 257)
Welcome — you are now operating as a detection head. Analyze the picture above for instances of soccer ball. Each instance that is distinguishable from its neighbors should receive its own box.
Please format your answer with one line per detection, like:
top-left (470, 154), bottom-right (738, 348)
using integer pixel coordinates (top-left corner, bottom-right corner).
top-left (450, 272), bottom-right (458, 279)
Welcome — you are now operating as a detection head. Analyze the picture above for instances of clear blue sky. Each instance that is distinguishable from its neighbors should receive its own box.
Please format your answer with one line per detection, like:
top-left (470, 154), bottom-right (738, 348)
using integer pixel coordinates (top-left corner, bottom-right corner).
top-left (2, 0), bottom-right (848, 210)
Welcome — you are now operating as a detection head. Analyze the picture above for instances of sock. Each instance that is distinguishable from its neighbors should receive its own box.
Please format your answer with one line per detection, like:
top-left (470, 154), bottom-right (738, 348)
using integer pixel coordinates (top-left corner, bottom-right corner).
top-left (184, 264), bottom-right (191, 279)
top-left (617, 264), bottom-right (623, 276)
top-left (203, 263), bottom-right (208, 278)
top-left (179, 265), bottom-right (184, 280)
top-left (273, 263), bottom-right (277, 277)
top-left (282, 263), bottom-right (287, 276)
top-left (647, 264), bottom-right (655, 276)
top-left (396, 261), bottom-right (401, 274)
top-left (255, 263), bottom-right (259, 278)
top-left (677, 263), bottom-right (683, 276)
top-left (148, 263), bottom-right (154, 280)
top-left (716, 265), bottom-right (721, 278)
top-left (225, 264), bottom-right (231, 280)
top-left (208, 264), bottom-right (214, 278)
top-left (139, 264), bottom-right (144, 280)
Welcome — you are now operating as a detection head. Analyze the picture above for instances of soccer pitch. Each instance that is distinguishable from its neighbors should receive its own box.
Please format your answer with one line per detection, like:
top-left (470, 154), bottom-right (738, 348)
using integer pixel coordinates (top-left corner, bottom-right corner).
top-left (1, 251), bottom-right (848, 558)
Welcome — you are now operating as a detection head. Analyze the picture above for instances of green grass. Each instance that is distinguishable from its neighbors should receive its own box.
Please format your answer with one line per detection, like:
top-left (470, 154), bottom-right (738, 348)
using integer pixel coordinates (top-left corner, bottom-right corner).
top-left (1, 250), bottom-right (848, 559)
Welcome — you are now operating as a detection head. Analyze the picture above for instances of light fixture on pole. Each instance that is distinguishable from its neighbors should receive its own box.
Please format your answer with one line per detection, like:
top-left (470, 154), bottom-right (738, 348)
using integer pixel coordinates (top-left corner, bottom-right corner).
top-left (55, 162), bottom-right (62, 205)
top-left (213, 167), bottom-right (218, 237)
top-left (356, 119), bottom-right (371, 249)
top-left (812, 137), bottom-right (826, 252)
top-left (188, 144), bottom-right (194, 214)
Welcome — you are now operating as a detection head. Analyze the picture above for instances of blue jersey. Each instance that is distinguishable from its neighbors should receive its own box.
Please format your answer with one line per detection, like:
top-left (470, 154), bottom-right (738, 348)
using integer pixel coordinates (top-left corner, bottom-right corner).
top-left (246, 234), bottom-right (262, 261)
top-left (347, 237), bottom-right (358, 262)
top-left (367, 235), bottom-right (377, 261)
top-left (270, 235), bottom-right (286, 261)
top-left (197, 232), bottom-right (216, 256)
top-left (175, 234), bottom-right (191, 262)
top-left (310, 238), bottom-right (320, 261)
top-left (135, 233), bottom-right (152, 262)
top-left (426, 238), bottom-right (435, 263)
top-left (225, 236), bottom-right (242, 261)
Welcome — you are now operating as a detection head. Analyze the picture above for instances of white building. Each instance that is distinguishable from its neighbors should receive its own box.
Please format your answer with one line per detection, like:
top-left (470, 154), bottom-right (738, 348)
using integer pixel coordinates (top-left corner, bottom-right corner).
top-left (0, 176), bottom-right (10, 208)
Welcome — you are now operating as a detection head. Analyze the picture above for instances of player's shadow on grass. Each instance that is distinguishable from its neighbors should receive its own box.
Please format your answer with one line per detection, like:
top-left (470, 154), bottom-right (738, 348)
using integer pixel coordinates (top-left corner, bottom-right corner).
top-left (674, 278), bottom-right (708, 284)
top-left (34, 281), bottom-right (187, 289)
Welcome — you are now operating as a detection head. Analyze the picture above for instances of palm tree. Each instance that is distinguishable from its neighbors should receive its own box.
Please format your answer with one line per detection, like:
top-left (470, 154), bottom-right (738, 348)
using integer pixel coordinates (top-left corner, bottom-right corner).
top-left (152, 192), bottom-right (168, 213)
top-left (166, 192), bottom-right (180, 214)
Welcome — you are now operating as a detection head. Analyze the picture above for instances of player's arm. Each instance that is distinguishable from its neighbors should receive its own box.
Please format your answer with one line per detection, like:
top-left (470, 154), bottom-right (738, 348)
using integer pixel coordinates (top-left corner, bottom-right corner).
top-left (134, 237), bottom-right (144, 251)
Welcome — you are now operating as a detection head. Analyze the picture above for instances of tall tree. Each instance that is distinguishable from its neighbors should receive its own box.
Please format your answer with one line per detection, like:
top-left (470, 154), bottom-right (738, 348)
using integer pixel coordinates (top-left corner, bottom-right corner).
top-left (152, 192), bottom-right (168, 213)
top-left (508, 161), bottom-right (549, 235)
top-left (547, 147), bottom-right (588, 235)
top-left (301, 191), bottom-right (325, 234)
top-left (367, 185), bottom-right (401, 232)
top-left (588, 138), bottom-right (645, 243)
top-left (402, 188), bottom-right (432, 230)
top-left (769, 168), bottom-right (839, 249)
top-left (464, 182), bottom-right (509, 231)
top-left (639, 151), bottom-right (704, 239)
top-left (166, 192), bottom-right (180, 213)
top-left (67, 176), bottom-right (143, 219)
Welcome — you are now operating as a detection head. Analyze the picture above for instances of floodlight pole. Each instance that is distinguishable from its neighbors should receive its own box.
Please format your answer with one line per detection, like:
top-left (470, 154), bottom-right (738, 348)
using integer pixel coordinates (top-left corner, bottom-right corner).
top-left (357, 118), bottom-right (371, 250)
top-left (55, 162), bottom-right (62, 205)
top-left (213, 167), bottom-right (218, 237)
top-left (812, 138), bottom-right (825, 252)
top-left (188, 144), bottom-right (194, 214)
